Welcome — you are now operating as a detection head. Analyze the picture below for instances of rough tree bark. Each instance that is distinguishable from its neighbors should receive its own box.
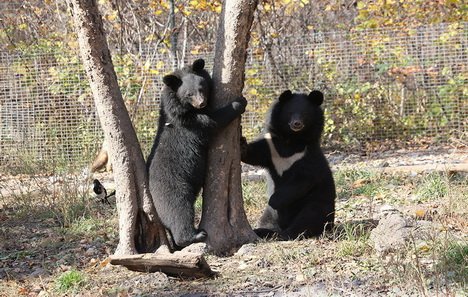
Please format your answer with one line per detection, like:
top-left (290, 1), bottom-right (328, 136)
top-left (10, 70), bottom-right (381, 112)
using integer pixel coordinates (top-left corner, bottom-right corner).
top-left (200, 0), bottom-right (259, 254)
top-left (67, 0), bottom-right (168, 255)
top-left (168, 0), bottom-right (178, 69)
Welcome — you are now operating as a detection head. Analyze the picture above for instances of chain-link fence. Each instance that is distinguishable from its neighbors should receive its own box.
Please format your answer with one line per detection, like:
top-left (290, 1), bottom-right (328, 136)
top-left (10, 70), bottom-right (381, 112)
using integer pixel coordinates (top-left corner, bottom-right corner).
top-left (1, 22), bottom-right (466, 172)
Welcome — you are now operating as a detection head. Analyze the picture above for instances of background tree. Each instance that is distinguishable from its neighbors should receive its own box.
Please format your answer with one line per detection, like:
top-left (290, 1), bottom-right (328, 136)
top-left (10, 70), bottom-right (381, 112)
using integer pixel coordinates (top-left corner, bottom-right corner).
top-left (200, 0), bottom-right (259, 254)
top-left (67, 0), bottom-right (168, 255)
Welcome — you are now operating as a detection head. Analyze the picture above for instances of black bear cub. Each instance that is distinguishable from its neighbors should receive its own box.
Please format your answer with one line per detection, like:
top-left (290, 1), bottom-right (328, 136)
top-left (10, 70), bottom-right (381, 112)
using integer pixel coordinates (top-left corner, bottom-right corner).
top-left (147, 59), bottom-right (247, 248)
top-left (241, 90), bottom-right (335, 240)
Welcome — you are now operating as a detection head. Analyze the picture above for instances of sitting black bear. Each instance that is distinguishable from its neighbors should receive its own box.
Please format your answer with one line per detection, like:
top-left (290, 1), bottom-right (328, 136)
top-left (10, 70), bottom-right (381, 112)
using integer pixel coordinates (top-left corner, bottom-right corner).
top-left (241, 90), bottom-right (336, 240)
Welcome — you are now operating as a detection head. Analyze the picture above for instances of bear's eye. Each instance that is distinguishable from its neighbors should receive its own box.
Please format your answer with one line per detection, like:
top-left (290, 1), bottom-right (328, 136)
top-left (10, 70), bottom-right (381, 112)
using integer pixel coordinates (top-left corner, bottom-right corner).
top-left (186, 92), bottom-right (194, 97)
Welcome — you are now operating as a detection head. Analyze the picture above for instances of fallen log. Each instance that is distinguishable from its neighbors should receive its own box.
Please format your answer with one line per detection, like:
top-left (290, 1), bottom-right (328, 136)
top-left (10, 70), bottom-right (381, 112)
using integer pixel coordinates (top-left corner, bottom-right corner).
top-left (110, 248), bottom-right (216, 278)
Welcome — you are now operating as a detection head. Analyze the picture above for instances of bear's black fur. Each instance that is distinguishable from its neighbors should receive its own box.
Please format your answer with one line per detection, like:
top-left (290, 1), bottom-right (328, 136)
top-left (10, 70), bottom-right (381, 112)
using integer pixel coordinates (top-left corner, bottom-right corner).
top-left (147, 59), bottom-right (247, 248)
top-left (241, 90), bottom-right (335, 240)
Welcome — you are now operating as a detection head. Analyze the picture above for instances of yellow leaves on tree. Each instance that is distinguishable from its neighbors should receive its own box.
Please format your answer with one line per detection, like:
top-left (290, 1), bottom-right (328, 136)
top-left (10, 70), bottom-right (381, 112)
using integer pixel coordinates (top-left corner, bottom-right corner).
top-left (261, 0), bottom-right (309, 13)
top-left (181, 0), bottom-right (222, 16)
top-left (149, 0), bottom-right (170, 15)
top-left (356, 0), bottom-right (467, 29)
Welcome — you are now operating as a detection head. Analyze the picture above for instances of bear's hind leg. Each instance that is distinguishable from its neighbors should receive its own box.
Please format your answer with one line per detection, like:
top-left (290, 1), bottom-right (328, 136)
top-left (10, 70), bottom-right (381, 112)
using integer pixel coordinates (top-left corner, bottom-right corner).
top-left (169, 205), bottom-right (207, 248)
top-left (172, 226), bottom-right (207, 248)
top-left (281, 206), bottom-right (330, 239)
top-left (254, 228), bottom-right (282, 240)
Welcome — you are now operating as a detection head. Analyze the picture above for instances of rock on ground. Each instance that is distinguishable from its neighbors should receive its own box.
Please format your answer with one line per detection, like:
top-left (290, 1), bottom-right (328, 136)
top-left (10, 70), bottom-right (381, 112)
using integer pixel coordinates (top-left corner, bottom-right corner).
top-left (370, 207), bottom-right (440, 255)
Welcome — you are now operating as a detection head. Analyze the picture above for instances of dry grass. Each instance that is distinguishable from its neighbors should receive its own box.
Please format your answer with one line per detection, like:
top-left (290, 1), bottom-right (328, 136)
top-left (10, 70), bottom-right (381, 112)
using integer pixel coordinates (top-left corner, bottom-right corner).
top-left (0, 168), bottom-right (466, 296)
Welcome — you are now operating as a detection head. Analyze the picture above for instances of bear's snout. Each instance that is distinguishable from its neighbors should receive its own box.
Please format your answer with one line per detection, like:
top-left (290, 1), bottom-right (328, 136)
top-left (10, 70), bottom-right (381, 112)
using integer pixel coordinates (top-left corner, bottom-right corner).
top-left (191, 95), bottom-right (207, 109)
top-left (289, 119), bottom-right (304, 132)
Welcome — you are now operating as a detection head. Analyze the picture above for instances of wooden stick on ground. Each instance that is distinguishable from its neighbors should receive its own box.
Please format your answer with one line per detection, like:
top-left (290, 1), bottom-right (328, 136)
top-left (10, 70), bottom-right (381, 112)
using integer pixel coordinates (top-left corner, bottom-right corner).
top-left (110, 248), bottom-right (216, 278)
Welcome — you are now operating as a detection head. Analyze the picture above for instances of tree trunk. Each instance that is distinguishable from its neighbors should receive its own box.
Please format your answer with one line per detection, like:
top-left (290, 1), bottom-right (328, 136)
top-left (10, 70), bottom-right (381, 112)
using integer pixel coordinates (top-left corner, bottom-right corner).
top-left (168, 0), bottom-right (178, 70)
top-left (200, 0), bottom-right (259, 254)
top-left (67, 0), bottom-right (168, 255)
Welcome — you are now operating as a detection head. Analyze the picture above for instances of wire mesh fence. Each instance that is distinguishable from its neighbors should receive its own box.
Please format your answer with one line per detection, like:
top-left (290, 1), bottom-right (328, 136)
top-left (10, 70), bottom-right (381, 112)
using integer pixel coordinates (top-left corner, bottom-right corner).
top-left (0, 22), bottom-right (466, 173)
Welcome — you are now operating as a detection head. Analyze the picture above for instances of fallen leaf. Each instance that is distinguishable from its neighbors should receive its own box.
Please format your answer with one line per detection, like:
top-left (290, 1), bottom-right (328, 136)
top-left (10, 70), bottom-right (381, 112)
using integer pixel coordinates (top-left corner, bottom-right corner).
top-left (414, 209), bottom-right (426, 219)
top-left (18, 287), bottom-right (28, 295)
top-left (99, 257), bottom-right (111, 268)
top-left (352, 179), bottom-right (369, 188)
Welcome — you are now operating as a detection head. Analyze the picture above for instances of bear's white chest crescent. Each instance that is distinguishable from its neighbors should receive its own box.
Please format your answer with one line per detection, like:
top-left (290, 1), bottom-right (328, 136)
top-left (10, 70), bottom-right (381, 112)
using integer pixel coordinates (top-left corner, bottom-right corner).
top-left (264, 133), bottom-right (305, 176)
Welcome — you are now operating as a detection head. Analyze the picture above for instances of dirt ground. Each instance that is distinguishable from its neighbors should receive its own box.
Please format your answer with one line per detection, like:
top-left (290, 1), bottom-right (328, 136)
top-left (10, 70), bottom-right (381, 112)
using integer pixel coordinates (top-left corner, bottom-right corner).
top-left (0, 147), bottom-right (466, 296)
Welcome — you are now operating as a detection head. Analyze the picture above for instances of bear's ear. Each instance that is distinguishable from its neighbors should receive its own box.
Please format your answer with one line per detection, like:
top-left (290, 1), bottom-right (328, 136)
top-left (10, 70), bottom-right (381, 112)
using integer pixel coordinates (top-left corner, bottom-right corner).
top-left (278, 90), bottom-right (292, 102)
top-left (163, 74), bottom-right (182, 90)
top-left (308, 90), bottom-right (324, 106)
top-left (192, 59), bottom-right (205, 72)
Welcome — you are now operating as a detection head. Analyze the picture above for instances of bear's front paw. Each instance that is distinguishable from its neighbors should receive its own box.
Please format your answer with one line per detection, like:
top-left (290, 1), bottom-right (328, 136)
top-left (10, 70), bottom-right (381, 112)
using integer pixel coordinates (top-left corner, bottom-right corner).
top-left (193, 229), bottom-right (208, 243)
top-left (268, 195), bottom-right (281, 210)
top-left (232, 96), bottom-right (248, 113)
top-left (240, 136), bottom-right (248, 153)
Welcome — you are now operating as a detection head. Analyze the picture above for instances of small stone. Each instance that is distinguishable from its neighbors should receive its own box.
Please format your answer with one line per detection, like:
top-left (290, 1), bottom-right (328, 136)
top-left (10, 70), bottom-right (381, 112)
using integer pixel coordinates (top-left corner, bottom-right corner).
top-left (30, 267), bottom-right (48, 277)
top-left (380, 161), bottom-right (390, 167)
top-left (155, 245), bottom-right (171, 255)
top-left (235, 243), bottom-right (256, 256)
top-left (352, 279), bottom-right (364, 287)
top-left (295, 273), bottom-right (305, 282)
top-left (181, 242), bottom-right (209, 254)
top-left (371, 212), bottom-right (440, 255)
top-left (238, 261), bottom-right (248, 270)
top-left (85, 247), bottom-right (96, 256)
top-left (370, 213), bottom-right (410, 254)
